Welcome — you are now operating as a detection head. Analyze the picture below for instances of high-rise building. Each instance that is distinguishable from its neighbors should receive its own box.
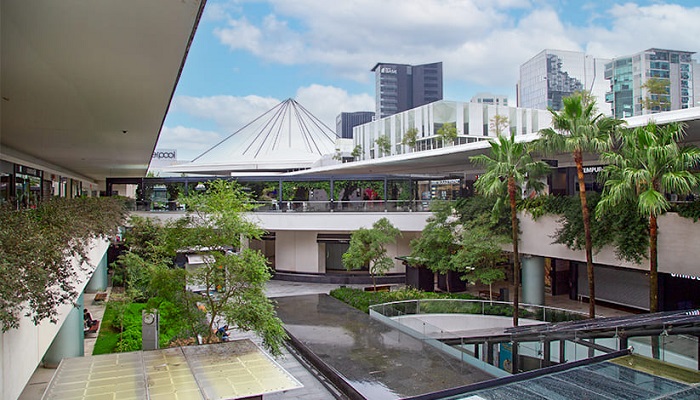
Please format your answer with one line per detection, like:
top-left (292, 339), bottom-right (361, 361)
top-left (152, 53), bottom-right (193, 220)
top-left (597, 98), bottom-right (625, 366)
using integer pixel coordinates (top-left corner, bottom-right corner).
top-left (605, 48), bottom-right (696, 118)
top-left (371, 62), bottom-right (443, 119)
top-left (518, 50), bottom-right (610, 115)
top-left (336, 111), bottom-right (375, 139)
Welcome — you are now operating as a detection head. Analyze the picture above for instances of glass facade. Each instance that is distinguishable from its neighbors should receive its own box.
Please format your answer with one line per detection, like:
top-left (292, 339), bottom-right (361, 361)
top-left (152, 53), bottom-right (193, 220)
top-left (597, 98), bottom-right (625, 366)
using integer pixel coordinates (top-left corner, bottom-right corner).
top-left (519, 50), bottom-right (611, 115)
top-left (606, 48), bottom-right (696, 118)
top-left (373, 62), bottom-right (443, 119)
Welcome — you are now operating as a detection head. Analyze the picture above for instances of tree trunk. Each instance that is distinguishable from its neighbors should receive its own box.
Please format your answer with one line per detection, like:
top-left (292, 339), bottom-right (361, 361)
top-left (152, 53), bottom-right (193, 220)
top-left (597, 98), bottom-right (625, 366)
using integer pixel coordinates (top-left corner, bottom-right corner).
top-left (650, 213), bottom-right (660, 359)
top-left (508, 176), bottom-right (520, 327)
top-left (575, 150), bottom-right (596, 319)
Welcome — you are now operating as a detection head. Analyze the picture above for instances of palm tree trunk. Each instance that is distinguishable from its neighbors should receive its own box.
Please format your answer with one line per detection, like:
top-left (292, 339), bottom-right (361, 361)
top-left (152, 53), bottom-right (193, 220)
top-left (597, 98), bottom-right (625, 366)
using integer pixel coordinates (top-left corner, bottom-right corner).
top-left (508, 176), bottom-right (520, 327)
top-left (649, 214), bottom-right (659, 313)
top-left (650, 214), bottom-right (660, 359)
top-left (574, 150), bottom-right (596, 319)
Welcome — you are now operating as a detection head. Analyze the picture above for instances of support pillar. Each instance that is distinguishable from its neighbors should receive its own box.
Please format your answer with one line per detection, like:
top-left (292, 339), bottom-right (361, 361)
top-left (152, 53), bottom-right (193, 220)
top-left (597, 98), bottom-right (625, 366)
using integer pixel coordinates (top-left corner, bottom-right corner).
top-left (85, 251), bottom-right (108, 293)
top-left (522, 255), bottom-right (545, 305)
top-left (43, 294), bottom-right (85, 368)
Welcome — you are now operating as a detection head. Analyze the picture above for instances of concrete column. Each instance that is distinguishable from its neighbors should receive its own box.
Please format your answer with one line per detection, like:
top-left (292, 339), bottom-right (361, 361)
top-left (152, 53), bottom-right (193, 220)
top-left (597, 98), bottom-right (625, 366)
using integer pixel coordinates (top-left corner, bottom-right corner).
top-left (522, 255), bottom-right (545, 305)
top-left (43, 294), bottom-right (85, 368)
top-left (85, 251), bottom-right (108, 293)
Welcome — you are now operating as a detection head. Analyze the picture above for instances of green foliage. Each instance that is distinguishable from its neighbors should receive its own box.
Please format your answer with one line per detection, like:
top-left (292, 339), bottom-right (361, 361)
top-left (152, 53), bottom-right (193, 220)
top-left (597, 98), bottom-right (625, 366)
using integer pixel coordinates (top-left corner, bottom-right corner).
top-left (375, 135), bottom-right (392, 156)
top-left (455, 216), bottom-right (508, 287)
top-left (436, 122), bottom-right (458, 145)
top-left (401, 127), bottom-right (419, 149)
top-left (93, 301), bottom-right (147, 355)
top-left (641, 78), bottom-right (670, 113)
top-left (0, 197), bottom-right (126, 332)
top-left (351, 144), bottom-right (363, 159)
top-left (158, 180), bottom-right (287, 355)
top-left (675, 200), bottom-right (700, 221)
top-left (489, 114), bottom-right (509, 136)
top-left (343, 218), bottom-right (402, 290)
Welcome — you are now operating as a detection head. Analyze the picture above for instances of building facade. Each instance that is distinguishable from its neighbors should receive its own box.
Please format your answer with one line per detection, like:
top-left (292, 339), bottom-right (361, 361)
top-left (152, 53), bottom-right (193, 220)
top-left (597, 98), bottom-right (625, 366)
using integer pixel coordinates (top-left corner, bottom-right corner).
top-left (372, 62), bottom-right (443, 119)
top-left (518, 49), bottom-right (610, 115)
top-left (353, 100), bottom-right (551, 160)
top-left (336, 111), bottom-right (375, 139)
top-left (605, 48), bottom-right (696, 118)
top-left (470, 92), bottom-right (509, 106)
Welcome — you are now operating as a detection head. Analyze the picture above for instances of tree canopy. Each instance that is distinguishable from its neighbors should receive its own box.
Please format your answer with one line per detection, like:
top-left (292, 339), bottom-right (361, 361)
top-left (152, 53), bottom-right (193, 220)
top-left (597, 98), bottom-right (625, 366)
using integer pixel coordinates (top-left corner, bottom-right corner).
top-left (343, 217), bottom-right (401, 290)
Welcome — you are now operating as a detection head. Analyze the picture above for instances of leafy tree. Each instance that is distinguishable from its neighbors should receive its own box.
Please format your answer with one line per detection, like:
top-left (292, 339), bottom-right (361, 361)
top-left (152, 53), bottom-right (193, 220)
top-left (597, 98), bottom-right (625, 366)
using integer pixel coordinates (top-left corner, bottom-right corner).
top-left (375, 135), bottom-right (392, 156)
top-left (437, 122), bottom-right (458, 146)
top-left (470, 133), bottom-right (551, 326)
top-left (536, 94), bottom-right (624, 318)
top-left (0, 197), bottom-right (126, 331)
top-left (351, 144), bottom-right (363, 160)
top-left (160, 180), bottom-right (287, 354)
top-left (489, 114), bottom-right (510, 136)
top-left (454, 215), bottom-right (508, 300)
top-left (401, 127), bottom-right (419, 151)
top-left (409, 201), bottom-right (461, 291)
top-left (641, 78), bottom-right (670, 114)
top-left (343, 217), bottom-right (401, 290)
top-left (596, 122), bottom-right (700, 315)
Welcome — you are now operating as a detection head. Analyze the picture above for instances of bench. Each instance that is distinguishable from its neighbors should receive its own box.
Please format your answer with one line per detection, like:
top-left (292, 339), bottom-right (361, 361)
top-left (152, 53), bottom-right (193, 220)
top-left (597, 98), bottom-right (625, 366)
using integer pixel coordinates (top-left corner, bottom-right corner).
top-left (84, 320), bottom-right (100, 335)
top-left (93, 292), bottom-right (108, 303)
top-left (479, 290), bottom-right (499, 300)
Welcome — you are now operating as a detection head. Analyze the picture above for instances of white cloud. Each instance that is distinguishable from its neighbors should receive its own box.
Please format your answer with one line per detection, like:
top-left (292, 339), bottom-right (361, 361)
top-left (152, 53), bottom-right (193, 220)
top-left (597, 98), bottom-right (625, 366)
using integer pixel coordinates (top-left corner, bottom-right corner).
top-left (171, 94), bottom-right (280, 132)
top-left (584, 4), bottom-right (700, 58)
top-left (295, 84), bottom-right (375, 129)
top-left (209, 1), bottom-right (700, 97)
top-left (157, 126), bottom-right (225, 161)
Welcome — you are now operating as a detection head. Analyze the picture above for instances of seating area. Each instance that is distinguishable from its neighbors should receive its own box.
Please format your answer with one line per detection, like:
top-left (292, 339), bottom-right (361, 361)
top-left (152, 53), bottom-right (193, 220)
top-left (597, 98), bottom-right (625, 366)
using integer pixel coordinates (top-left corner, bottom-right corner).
top-left (84, 320), bottom-right (99, 335)
top-left (93, 292), bottom-right (108, 303)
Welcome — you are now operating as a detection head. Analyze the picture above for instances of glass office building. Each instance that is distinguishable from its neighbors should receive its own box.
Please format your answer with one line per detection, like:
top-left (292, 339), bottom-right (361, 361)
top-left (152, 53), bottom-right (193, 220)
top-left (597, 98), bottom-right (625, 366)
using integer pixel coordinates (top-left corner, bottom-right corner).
top-left (372, 62), bottom-right (443, 119)
top-left (518, 49), bottom-right (610, 115)
top-left (605, 48), bottom-right (696, 118)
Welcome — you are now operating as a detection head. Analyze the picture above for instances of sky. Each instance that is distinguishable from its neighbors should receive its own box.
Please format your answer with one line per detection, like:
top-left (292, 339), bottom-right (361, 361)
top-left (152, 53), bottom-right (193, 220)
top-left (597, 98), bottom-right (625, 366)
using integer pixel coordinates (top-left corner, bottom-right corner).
top-left (157, 0), bottom-right (700, 161)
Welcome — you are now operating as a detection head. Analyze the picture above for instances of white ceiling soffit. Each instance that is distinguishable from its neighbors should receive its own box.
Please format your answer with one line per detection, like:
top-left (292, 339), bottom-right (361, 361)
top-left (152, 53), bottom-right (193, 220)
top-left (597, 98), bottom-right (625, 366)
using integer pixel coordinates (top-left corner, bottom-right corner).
top-left (1, 0), bottom-right (205, 182)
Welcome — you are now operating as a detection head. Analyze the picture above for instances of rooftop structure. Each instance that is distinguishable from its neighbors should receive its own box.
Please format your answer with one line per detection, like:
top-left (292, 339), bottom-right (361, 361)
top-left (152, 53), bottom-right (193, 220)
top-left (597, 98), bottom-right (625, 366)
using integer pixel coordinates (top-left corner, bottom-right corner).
top-left (371, 61), bottom-right (443, 118)
top-left (166, 99), bottom-right (339, 175)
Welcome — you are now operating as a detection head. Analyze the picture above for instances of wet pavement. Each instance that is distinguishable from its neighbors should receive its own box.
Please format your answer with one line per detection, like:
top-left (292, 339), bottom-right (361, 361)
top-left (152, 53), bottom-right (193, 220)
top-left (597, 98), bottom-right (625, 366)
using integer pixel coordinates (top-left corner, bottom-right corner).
top-left (275, 293), bottom-right (495, 399)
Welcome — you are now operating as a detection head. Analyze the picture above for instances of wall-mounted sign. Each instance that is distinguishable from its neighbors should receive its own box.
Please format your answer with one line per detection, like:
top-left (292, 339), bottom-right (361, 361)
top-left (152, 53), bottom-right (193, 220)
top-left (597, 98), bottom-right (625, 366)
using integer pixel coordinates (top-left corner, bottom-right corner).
top-left (152, 150), bottom-right (177, 160)
top-left (583, 166), bottom-right (603, 174)
top-left (671, 273), bottom-right (700, 281)
top-left (380, 66), bottom-right (397, 74)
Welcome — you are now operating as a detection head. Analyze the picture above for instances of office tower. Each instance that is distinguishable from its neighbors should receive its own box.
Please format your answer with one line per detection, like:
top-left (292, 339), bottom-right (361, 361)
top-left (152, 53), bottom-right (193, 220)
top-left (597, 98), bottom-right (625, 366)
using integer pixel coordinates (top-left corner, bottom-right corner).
top-left (336, 111), bottom-right (375, 139)
top-left (371, 62), bottom-right (443, 119)
top-left (470, 92), bottom-right (508, 106)
top-left (518, 50), bottom-right (610, 115)
top-left (605, 48), bottom-right (696, 118)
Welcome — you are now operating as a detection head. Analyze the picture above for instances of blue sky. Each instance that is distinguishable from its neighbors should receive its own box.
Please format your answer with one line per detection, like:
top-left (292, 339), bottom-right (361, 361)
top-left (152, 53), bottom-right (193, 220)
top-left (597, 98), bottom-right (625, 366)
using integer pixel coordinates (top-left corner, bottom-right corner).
top-left (158, 0), bottom-right (700, 161)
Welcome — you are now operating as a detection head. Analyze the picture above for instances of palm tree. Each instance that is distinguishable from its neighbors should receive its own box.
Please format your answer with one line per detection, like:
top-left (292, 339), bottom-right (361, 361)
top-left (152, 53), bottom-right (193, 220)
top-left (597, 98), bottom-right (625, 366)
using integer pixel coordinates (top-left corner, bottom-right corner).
top-left (536, 94), bottom-right (624, 318)
top-left (596, 122), bottom-right (700, 314)
top-left (470, 133), bottom-right (550, 327)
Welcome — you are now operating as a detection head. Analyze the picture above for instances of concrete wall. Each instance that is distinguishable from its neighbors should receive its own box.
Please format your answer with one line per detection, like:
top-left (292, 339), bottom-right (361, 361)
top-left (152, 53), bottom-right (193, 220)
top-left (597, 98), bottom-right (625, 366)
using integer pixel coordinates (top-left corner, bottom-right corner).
top-left (1, 239), bottom-right (109, 400)
top-left (518, 212), bottom-right (700, 276)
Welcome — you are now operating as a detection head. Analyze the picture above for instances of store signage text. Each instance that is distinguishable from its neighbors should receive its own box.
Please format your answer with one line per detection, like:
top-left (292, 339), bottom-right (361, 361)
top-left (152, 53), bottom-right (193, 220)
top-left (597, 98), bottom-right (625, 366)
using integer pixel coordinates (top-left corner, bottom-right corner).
top-left (583, 166), bottom-right (603, 174)
top-left (671, 273), bottom-right (700, 281)
top-left (152, 150), bottom-right (177, 160)
top-left (380, 67), bottom-right (397, 74)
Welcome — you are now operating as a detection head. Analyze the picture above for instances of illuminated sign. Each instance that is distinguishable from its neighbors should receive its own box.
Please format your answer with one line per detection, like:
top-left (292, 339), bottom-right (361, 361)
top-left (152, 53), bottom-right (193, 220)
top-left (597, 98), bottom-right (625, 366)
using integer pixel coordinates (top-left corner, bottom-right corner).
top-left (380, 67), bottom-right (397, 74)
top-left (671, 273), bottom-right (700, 280)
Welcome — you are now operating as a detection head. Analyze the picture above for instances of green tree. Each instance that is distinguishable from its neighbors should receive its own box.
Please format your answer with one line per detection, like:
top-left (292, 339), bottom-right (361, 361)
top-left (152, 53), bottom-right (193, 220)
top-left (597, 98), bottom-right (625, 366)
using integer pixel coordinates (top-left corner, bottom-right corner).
top-left (351, 144), bottom-right (363, 160)
top-left (0, 197), bottom-right (126, 331)
top-left (536, 94), bottom-right (624, 318)
top-left (163, 180), bottom-right (287, 354)
top-left (454, 216), bottom-right (508, 300)
top-left (641, 78), bottom-right (670, 114)
top-left (375, 135), bottom-right (392, 156)
top-left (437, 122), bottom-right (458, 146)
top-left (401, 127), bottom-right (419, 151)
top-left (596, 122), bottom-right (700, 314)
top-left (343, 217), bottom-right (401, 290)
top-left (470, 133), bottom-right (550, 326)
top-left (409, 201), bottom-right (461, 292)
top-left (489, 114), bottom-right (510, 136)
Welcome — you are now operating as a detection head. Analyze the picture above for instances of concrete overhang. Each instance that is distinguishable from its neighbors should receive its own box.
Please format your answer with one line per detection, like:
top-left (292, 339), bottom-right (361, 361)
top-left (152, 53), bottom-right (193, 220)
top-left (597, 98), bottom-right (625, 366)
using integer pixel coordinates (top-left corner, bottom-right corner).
top-left (1, 0), bottom-right (205, 183)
